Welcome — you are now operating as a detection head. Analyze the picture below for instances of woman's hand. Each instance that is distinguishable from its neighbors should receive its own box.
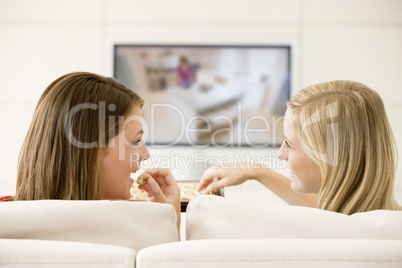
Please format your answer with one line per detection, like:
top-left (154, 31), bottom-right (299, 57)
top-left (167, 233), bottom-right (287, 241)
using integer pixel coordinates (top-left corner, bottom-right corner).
top-left (138, 168), bottom-right (181, 233)
top-left (197, 162), bottom-right (263, 192)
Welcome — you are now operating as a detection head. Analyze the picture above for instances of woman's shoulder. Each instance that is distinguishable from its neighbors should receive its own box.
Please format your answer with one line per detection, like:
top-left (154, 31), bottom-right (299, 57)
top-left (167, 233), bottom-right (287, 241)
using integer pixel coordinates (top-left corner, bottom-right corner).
top-left (0, 195), bottom-right (13, 202)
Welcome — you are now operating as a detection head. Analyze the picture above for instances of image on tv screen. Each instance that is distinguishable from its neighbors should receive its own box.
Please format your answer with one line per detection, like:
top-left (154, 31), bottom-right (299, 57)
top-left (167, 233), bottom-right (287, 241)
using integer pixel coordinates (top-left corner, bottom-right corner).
top-left (114, 44), bottom-right (290, 148)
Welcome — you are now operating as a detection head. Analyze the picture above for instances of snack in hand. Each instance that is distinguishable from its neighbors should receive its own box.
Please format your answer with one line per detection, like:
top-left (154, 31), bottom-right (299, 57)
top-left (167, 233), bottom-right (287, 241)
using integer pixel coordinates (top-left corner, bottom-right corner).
top-left (137, 173), bottom-right (152, 185)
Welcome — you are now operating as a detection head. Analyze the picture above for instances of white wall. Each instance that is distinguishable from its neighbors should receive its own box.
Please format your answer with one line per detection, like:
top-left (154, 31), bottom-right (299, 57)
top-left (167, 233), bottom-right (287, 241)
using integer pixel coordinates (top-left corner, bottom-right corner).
top-left (0, 0), bottom-right (401, 204)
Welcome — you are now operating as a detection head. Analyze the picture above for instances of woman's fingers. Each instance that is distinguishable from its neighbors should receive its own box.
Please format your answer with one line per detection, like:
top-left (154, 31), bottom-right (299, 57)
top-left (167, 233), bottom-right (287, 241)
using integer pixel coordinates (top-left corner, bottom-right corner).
top-left (198, 169), bottom-right (213, 190)
top-left (138, 184), bottom-right (154, 199)
top-left (205, 177), bottom-right (227, 192)
top-left (145, 168), bottom-right (175, 188)
top-left (138, 178), bottom-right (167, 202)
top-left (146, 178), bottom-right (168, 203)
top-left (147, 168), bottom-right (175, 184)
top-left (198, 167), bottom-right (224, 191)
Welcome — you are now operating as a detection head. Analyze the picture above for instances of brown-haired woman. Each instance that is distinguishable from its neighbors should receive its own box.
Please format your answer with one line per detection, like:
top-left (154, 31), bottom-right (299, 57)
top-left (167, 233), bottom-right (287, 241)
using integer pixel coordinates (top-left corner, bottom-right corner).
top-left (7, 72), bottom-right (180, 227)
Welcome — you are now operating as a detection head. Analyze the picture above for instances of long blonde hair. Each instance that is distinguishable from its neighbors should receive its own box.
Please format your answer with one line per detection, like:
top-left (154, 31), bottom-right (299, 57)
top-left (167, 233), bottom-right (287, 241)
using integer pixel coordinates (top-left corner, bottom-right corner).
top-left (15, 72), bottom-right (144, 200)
top-left (288, 80), bottom-right (399, 214)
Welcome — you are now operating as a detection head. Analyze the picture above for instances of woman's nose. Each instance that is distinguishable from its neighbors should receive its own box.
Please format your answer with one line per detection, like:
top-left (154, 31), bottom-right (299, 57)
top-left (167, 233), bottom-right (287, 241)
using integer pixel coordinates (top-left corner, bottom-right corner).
top-left (277, 142), bottom-right (288, 161)
top-left (141, 144), bottom-right (150, 161)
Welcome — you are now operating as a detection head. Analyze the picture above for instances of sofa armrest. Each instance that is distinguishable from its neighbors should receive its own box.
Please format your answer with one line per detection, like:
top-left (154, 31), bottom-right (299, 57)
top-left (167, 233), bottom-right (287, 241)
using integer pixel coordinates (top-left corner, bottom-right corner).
top-left (136, 239), bottom-right (402, 268)
top-left (0, 239), bottom-right (135, 268)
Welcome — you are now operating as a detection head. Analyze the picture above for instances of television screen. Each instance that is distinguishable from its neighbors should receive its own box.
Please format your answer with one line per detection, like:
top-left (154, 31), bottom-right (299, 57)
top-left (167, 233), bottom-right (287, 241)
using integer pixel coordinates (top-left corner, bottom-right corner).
top-left (114, 44), bottom-right (290, 148)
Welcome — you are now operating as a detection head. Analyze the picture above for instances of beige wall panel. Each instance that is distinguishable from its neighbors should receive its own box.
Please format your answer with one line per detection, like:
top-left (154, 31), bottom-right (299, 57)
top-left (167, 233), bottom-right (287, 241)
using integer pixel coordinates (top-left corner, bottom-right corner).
top-left (104, 25), bottom-right (300, 37)
top-left (106, 0), bottom-right (300, 23)
top-left (0, 103), bottom-right (36, 195)
top-left (386, 108), bottom-right (402, 186)
top-left (302, 27), bottom-right (402, 105)
top-left (0, 25), bottom-right (103, 101)
top-left (304, 0), bottom-right (402, 24)
top-left (0, 0), bottom-right (102, 21)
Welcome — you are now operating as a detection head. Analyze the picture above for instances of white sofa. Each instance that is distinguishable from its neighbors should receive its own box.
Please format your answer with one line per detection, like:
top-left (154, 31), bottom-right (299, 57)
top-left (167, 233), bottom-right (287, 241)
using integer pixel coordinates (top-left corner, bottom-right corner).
top-left (1, 196), bottom-right (402, 267)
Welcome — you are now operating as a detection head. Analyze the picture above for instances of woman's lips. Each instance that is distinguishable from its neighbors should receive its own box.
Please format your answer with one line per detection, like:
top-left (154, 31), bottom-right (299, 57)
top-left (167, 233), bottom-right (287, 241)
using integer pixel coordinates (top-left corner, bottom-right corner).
top-left (289, 169), bottom-right (295, 178)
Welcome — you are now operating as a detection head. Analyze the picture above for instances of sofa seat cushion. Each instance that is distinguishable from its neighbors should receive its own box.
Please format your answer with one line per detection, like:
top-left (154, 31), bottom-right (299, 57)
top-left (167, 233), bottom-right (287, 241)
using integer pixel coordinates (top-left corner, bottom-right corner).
top-left (0, 239), bottom-right (135, 268)
top-left (186, 195), bottom-right (402, 240)
top-left (137, 239), bottom-right (402, 268)
top-left (0, 200), bottom-right (179, 251)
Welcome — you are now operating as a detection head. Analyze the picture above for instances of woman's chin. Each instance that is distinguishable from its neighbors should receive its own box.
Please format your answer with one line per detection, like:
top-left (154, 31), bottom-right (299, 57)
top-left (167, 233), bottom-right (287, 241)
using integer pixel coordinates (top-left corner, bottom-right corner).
top-left (123, 192), bottom-right (131, 200)
top-left (290, 179), bottom-right (301, 193)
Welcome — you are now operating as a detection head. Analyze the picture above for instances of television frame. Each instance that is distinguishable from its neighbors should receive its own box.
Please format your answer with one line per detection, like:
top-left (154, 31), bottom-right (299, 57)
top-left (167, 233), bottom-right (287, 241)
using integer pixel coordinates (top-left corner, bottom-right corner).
top-left (105, 35), bottom-right (300, 148)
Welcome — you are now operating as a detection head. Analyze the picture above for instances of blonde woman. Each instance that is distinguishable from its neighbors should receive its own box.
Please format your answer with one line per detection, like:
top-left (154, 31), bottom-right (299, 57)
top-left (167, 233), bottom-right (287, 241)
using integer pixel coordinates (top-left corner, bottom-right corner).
top-left (199, 80), bottom-right (400, 214)
top-left (5, 72), bottom-right (180, 227)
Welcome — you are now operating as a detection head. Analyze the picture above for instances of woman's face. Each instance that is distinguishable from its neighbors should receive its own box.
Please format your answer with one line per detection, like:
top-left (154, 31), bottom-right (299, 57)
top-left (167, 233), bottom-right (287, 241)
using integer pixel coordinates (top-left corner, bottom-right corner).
top-left (98, 106), bottom-right (150, 200)
top-left (277, 108), bottom-right (321, 194)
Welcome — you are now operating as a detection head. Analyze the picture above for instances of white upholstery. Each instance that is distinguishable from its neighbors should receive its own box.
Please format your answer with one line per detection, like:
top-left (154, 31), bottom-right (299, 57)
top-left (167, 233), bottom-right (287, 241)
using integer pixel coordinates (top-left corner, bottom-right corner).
top-left (186, 195), bottom-right (402, 240)
top-left (0, 200), bottom-right (179, 251)
top-left (137, 239), bottom-right (402, 268)
top-left (0, 239), bottom-right (135, 268)
top-left (2, 196), bottom-right (402, 268)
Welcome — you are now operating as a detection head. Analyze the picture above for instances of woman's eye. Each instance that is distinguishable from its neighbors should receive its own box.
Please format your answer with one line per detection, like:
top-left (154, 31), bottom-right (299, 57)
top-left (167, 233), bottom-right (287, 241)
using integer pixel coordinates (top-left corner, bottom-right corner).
top-left (285, 140), bottom-right (291, 149)
top-left (132, 139), bottom-right (141, 145)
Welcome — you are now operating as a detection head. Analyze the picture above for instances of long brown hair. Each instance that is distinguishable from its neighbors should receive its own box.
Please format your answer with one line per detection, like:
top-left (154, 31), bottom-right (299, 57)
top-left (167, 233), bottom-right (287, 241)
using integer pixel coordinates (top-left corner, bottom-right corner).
top-left (15, 72), bottom-right (144, 200)
top-left (288, 80), bottom-right (399, 214)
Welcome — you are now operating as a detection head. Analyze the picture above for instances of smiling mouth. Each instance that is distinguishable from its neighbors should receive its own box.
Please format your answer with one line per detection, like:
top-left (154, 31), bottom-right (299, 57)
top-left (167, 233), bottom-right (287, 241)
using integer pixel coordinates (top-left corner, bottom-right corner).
top-left (289, 169), bottom-right (295, 176)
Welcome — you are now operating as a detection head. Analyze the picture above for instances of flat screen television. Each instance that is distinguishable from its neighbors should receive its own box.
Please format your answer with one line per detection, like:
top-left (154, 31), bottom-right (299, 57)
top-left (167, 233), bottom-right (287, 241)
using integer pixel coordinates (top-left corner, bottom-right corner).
top-left (111, 38), bottom-right (298, 148)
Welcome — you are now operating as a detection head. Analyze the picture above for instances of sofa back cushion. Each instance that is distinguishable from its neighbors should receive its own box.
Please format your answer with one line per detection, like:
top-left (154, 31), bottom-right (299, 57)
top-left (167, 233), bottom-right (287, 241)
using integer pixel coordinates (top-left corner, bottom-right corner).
top-left (0, 200), bottom-right (179, 250)
top-left (186, 195), bottom-right (402, 240)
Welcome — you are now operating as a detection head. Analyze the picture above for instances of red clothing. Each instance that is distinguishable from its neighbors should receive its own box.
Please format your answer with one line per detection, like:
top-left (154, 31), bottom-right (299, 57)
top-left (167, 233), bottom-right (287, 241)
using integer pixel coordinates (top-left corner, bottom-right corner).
top-left (0, 195), bottom-right (13, 202)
